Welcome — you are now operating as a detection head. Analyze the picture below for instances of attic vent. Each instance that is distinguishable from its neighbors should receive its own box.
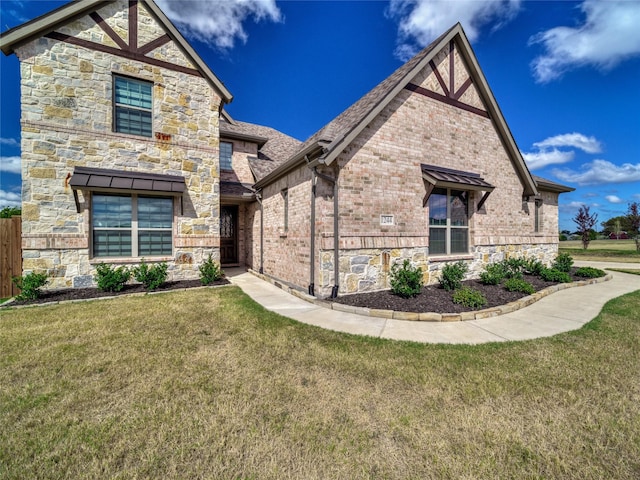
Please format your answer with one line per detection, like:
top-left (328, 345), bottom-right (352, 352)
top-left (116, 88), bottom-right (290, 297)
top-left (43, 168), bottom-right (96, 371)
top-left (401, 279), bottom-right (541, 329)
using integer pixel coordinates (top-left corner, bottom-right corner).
top-left (380, 214), bottom-right (394, 226)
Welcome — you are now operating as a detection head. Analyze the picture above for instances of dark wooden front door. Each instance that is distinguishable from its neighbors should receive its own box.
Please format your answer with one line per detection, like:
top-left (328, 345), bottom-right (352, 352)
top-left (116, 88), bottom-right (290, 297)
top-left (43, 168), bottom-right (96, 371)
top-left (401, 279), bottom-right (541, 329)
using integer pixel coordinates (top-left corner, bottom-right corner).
top-left (220, 205), bottom-right (238, 265)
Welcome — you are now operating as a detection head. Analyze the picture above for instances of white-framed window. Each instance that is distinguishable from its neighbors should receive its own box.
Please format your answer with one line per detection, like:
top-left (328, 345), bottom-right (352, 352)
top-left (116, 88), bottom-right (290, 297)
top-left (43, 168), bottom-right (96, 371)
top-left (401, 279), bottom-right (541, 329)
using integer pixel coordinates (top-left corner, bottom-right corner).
top-left (114, 75), bottom-right (153, 137)
top-left (428, 188), bottom-right (469, 255)
top-left (220, 141), bottom-right (233, 170)
top-left (92, 194), bottom-right (173, 257)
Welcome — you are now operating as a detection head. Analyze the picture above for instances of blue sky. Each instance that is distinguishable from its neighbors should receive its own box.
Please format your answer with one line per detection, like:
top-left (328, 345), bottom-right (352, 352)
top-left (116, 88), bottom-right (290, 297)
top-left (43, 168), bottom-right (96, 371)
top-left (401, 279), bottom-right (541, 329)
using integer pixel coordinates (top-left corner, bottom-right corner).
top-left (1, 0), bottom-right (639, 232)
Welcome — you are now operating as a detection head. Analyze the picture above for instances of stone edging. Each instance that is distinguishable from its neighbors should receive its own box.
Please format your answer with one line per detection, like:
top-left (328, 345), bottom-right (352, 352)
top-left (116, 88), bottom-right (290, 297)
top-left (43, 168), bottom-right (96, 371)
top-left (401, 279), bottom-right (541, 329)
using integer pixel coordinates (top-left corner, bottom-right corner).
top-left (248, 269), bottom-right (613, 322)
top-left (0, 283), bottom-right (233, 310)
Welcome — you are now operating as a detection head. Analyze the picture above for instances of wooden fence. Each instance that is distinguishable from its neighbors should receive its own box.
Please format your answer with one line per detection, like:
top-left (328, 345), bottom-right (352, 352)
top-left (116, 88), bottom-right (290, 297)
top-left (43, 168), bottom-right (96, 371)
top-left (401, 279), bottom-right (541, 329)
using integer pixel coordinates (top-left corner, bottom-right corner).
top-left (1, 216), bottom-right (22, 298)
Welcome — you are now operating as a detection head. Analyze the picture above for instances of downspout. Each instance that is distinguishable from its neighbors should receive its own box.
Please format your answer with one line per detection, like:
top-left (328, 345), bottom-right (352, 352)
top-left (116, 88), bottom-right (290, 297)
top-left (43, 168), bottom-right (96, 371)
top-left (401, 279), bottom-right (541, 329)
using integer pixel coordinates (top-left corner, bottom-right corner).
top-left (308, 161), bottom-right (316, 296)
top-left (314, 168), bottom-right (340, 298)
top-left (255, 190), bottom-right (264, 274)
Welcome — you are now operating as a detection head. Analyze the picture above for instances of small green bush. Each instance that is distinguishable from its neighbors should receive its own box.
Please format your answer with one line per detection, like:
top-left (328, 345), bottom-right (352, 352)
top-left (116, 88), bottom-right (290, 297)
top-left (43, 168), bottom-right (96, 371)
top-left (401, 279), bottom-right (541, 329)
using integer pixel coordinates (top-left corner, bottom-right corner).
top-left (540, 267), bottom-right (572, 283)
top-left (503, 277), bottom-right (536, 295)
top-left (479, 263), bottom-right (507, 285)
top-left (199, 254), bottom-right (224, 285)
top-left (503, 258), bottom-right (526, 278)
top-left (133, 260), bottom-right (168, 291)
top-left (575, 266), bottom-right (606, 278)
top-left (552, 252), bottom-right (574, 273)
top-left (439, 261), bottom-right (468, 291)
top-left (390, 259), bottom-right (424, 298)
top-left (523, 257), bottom-right (545, 276)
top-left (12, 272), bottom-right (48, 300)
top-left (95, 263), bottom-right (131, 292)
top-left (452, 286), bottom-right (487, 309)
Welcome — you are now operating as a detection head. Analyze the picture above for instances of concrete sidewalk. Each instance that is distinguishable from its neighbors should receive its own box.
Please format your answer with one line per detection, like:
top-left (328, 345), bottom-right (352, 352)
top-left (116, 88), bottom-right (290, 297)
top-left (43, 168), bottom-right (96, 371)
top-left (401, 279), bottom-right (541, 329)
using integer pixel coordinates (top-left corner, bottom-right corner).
top-left (227, 261), bottom-right (640, 344)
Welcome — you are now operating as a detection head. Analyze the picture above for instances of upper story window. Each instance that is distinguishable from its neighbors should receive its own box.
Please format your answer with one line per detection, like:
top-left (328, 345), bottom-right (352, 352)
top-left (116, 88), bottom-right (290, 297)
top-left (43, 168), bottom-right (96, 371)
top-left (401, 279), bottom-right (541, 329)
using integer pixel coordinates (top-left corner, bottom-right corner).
top-left (92, 194), bottom-right (173, 258)
top-left (220, 141), bottom-right (233, 170)
top-left (114, 75), bottom-right (152, 137)
top-left (428, 188), bottom-right (469, 255)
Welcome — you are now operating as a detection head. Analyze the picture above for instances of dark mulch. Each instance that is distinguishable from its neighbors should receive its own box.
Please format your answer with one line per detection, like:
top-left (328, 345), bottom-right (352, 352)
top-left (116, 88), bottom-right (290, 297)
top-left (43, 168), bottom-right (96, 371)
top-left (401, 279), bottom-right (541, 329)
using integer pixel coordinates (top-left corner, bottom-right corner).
top-left (4, 278), bottom-right (230, 307)
top-left (332, 271), bottom-right (587, 314)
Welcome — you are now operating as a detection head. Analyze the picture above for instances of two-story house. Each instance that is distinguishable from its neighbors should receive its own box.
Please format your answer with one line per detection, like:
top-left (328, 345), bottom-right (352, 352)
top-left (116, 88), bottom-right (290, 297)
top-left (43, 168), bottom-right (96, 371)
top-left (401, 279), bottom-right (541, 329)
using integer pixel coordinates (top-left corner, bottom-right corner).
top-left (1, 0), bottom-right (572, 298)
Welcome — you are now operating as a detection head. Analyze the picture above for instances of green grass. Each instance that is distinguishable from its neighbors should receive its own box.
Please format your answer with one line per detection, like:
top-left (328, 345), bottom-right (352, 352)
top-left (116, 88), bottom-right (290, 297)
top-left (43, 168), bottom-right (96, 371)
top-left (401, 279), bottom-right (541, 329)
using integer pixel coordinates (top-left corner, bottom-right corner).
top-left (2, 287), bottom-right (640, 479)
top-left (607, 268), bottom-right (640, 276)
top-left (560, 239), bottom-right (640, 263)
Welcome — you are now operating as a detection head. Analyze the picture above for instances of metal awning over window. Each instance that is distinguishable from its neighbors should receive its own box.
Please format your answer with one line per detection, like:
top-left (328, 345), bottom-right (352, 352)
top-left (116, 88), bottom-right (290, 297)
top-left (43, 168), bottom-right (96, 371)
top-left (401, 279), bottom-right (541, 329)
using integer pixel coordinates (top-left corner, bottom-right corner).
top-left (421, 164), bottom-right (495, 210)
top-left (69, 166), bottom-right (185, 212)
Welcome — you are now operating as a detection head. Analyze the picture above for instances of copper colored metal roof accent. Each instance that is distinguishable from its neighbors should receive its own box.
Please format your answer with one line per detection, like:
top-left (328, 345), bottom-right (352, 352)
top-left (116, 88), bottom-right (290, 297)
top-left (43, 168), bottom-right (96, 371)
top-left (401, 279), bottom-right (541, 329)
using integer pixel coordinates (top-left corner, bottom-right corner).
top-left (421, 164), bottom-right (494, 190)
top-left (70, 166), bottom-right (185, 193)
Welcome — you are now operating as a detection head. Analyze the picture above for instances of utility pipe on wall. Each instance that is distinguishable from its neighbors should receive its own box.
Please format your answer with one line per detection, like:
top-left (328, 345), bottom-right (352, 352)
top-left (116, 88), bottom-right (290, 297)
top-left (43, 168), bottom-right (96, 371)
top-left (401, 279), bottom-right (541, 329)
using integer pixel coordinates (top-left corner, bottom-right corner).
top-left (255, 190), bottom-right (264, 274)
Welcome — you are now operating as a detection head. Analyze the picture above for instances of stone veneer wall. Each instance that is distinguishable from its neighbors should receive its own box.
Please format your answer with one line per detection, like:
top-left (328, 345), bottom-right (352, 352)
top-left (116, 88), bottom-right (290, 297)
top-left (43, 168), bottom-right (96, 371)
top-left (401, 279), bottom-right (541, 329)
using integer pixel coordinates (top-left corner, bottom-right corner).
top-left (319, 243), bottom-right (559, 295)
top-left (16, 0), bottom-right (222, 288)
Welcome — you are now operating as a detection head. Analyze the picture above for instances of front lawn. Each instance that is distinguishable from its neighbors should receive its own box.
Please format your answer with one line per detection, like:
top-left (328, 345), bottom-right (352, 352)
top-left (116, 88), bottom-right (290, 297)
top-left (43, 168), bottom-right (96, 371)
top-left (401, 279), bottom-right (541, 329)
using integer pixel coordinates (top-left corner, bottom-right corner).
top-left (1, 287), bottom-right (639, 479)
top-left (560, 239), bottom-right (640, 263)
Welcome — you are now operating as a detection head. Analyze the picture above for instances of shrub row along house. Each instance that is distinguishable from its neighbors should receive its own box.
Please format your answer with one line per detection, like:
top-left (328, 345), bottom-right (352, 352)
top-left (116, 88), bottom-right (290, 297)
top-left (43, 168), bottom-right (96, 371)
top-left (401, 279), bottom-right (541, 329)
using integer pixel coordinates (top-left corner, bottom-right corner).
top-left (1, 0), bottom-right (573, 298)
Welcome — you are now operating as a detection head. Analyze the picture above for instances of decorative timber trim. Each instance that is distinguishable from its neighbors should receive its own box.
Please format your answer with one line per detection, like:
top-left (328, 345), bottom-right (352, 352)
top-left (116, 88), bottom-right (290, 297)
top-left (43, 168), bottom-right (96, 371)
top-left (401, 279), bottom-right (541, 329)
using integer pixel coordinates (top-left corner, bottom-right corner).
top-left (405, 83), bottom-right (489, 118)
top-left (89, 12), bottom-right (127, 50)
top-left (44, 31), bottom-right (203, 77)
top-left (417, 40), bottom-right (486, 117)
top-left (129, 0), bottom-right (138, 51)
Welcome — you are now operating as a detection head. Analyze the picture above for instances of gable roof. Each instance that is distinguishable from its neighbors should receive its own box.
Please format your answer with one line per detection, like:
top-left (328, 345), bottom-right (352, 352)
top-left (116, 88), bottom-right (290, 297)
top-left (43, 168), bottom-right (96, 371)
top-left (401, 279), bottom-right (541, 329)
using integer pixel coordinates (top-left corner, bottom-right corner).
top-left (533, 175), bottom-right (575, 194)
top-left (220, 118), bottom-right (303, 181)
top-left (255, 23), bottom-right (539, 197)
top-left (0, 0), bottom-right (232, 103)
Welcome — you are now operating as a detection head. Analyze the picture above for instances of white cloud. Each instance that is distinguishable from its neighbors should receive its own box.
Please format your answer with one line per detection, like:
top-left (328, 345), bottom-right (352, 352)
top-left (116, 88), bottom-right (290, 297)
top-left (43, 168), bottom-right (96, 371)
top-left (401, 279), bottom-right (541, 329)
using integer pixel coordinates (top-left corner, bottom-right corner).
top-left (552, 159), bottom-right (640, 186)
top-left (0, 156), bottom-right (21, 174)
top-left (0, 190), bottom-right (21, 208)
top-left (633, 193), bottom-right (640, 200)
top-left (156, 0), bottom-right (282, 49)
top-left (522, 148), bottom-right (574, 170)
top-left (605, 195), bottom-right (624, 204)
top-left (0, 137), bottom-right (19, 147)
top-left (533, 133), bottom-right (602, 154)
top-left (388, 0), bottom-right (521, 60)
top-left (530, 0), bottom-right (640, 83)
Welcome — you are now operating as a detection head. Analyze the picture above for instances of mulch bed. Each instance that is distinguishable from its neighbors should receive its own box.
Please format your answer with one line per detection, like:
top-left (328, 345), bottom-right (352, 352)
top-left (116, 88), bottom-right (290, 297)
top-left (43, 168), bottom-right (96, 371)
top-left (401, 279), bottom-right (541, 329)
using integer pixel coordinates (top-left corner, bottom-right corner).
top-left (332, 271), bottom-right (586, 314)
top-left (4, 278), bottom-right (230, 307)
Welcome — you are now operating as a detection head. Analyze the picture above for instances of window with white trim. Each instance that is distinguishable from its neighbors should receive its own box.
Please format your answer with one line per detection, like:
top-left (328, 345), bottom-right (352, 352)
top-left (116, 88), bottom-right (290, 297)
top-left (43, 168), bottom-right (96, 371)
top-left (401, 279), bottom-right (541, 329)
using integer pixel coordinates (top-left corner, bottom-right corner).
top-left (92, 194), bottom-right (173, 257)
top-left (114, 75), bottom-right (152, 137)
top-left (428, 188), bottom-right (469, 255)
top-left (220, 141), bottom-right (233, 170)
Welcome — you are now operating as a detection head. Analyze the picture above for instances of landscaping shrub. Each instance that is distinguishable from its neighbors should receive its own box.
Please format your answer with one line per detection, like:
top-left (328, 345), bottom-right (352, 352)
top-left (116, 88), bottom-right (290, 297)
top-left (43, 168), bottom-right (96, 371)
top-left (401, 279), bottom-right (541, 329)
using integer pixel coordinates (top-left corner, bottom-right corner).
top-left (199, 254), bottom-right (224, 285)
top-left (503, 258), bottom-right (526, 279)
top-left (452, 286), bottom-right (487, 309)
top-left (390, 259), bottom-right (424, 298)
top-left (12, 272), bottom-right (48, 301)
top-left (95, 263), bottom-right (131, 292)
top-left (552, 252), bottom-right (574, 273)
top-left (439, 261), bottom-right (468, 291)
top-left (503, 277), bottom-right (536, 295)
top-left (479, 263), bottom-right (507, 285)
top-left (540, 267), bottom-right (572, 283)
top-left (523, 257), bottom-right (545, 276)
top-left (133, 260), bottom-right (168, 291)
top-left (575, 266), bottom-right (606, 278)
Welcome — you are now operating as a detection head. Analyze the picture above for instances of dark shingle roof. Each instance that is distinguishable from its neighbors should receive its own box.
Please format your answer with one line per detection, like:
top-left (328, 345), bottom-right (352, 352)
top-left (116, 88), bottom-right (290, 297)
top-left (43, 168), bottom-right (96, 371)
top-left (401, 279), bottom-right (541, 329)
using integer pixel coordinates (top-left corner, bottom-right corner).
top-left (220, 119), bottom-right (302, 181)
top-left (533, 175), bottom-right (575, 193)
top-left (296, 25), bottom-right (455, 155)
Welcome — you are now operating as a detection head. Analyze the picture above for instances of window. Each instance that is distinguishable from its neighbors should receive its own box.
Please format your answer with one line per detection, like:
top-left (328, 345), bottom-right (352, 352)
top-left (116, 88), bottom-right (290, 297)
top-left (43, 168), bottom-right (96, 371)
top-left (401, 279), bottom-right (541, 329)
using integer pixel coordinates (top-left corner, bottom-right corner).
top-left (428, 188), bottom-right (469, 255)
top-left (114, 76), bottom-right (152, 137)
top-left (534, 198), bottom-right (543, 233)
top-left (220, 141), bottom-right (233, 170)
top-left (92, 194), bottom-right (173, 257)
top-left (282, 188), bottom-right (289, 232)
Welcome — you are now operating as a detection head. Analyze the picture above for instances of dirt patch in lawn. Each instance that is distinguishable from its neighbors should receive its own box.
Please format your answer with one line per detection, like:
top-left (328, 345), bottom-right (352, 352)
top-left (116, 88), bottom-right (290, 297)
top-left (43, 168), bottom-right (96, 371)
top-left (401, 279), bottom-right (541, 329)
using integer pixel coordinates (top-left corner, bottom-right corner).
top-left (4, 278), bottom-right (230, 307)
top-left (332, 272), bottom-right (586, 314)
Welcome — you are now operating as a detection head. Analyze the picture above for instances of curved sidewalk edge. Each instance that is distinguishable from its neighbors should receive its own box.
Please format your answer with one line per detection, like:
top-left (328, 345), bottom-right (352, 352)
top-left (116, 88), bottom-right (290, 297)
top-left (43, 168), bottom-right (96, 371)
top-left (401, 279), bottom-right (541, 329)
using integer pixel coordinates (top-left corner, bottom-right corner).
top-left (228, 261), bottom-right (640, 344)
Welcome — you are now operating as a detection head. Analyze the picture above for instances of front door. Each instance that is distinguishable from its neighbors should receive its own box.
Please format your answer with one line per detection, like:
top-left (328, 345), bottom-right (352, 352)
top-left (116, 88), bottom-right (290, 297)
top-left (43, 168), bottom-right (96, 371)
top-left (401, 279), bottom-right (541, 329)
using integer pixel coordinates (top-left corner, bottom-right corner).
top-left (220, 205), bottom-right (238, 265)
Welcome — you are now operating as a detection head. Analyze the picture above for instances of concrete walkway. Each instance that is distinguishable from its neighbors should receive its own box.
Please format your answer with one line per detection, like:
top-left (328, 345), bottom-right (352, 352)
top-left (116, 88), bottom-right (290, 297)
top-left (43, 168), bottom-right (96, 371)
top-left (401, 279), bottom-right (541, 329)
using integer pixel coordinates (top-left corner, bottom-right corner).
top-left (227, 261), bottom-right (640, 344)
